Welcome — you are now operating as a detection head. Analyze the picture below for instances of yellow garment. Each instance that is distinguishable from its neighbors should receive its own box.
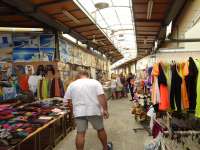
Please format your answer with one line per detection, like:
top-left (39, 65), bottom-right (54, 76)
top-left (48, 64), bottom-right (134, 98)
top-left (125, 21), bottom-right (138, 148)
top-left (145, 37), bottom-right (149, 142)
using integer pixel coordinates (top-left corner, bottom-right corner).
top-left (37, 80), bottom-right (41, 99)
top-left (195, 60), bottom-right (200, 118)
top-left (162, 63), bottom-right (171, 91)
top-left (152, 63), bottom-right (159, 76)
top-left (42, 79), bottom-right (48, 99)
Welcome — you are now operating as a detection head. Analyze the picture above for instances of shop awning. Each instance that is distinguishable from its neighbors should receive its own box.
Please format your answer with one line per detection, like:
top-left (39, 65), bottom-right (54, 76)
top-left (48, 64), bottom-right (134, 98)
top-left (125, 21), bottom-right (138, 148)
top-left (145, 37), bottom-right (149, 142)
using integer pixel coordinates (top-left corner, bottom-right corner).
top-left (0, 0), bottom-right (123, 62)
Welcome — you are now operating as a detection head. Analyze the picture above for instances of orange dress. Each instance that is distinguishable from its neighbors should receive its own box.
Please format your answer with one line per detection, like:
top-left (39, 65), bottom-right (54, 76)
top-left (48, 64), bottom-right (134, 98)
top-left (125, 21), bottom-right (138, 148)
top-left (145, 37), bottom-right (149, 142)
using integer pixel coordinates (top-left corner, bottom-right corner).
top-left (181, 62), bottom-right (189, 110)
top-left (159, 84), bottom-right (170, 111)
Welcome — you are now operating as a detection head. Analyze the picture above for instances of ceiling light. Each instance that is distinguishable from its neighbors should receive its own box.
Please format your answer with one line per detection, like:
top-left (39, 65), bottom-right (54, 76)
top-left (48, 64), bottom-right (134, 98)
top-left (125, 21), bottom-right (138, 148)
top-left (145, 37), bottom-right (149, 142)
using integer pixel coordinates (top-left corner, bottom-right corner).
top-left (94, 1), bottom-right (109, 10)
top-left (147, 0), bottom-right (154, 20)
top-left (62, 10), bottom-right (81, 24)
top-left (0, 27), bottom-right (43, 32)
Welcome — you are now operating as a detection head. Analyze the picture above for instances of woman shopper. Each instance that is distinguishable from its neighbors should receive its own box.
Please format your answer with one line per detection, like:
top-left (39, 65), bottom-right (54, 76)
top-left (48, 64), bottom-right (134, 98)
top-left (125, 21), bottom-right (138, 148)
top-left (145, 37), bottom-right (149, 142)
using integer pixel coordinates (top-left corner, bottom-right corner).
top-left (116, 74), bottom-right (123, 99)
top-left (120, 73), bottom-right (128, 98)
top-left (110, 74), bottom-right (117, 99)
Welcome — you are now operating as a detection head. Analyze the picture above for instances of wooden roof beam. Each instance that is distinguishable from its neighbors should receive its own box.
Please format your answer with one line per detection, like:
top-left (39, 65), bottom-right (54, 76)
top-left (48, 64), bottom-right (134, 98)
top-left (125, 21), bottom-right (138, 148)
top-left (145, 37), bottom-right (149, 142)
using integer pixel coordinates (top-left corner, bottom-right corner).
top-left (71, 23), bottom-right (95, 29)
top-left (34, 0), bottom-right (71, 10)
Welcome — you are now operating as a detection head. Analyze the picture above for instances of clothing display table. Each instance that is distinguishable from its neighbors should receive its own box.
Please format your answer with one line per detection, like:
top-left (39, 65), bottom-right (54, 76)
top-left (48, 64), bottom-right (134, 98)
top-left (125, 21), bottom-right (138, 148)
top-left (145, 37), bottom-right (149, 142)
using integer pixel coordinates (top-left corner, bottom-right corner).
top-left (0, 99), bottom-right (74, 150)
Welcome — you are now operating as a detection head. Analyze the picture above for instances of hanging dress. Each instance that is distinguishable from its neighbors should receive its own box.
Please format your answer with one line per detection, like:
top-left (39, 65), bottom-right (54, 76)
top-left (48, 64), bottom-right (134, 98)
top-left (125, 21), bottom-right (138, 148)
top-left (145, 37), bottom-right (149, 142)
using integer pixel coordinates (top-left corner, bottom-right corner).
top-left (163, 63), bottom-right (171, 93)
top-left (170, 64), bottom-right (182, 112)
top-left (195, 60), bottom-right (200, 118)
top-left (19, 75), bottom-right (29, 92)
top-left (185, 57), bottom-right (198, 112)
top-left (158, 63), bottom-right (170, 111)
top-left (180, 62), bottom-right (189, 110)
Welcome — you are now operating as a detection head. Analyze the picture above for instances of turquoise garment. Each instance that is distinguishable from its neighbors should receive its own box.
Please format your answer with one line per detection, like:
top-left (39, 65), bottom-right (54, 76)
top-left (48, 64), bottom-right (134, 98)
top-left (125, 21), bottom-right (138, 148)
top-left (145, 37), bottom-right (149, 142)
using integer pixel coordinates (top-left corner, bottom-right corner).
top-left (195, 60), bottom-right (200, 118)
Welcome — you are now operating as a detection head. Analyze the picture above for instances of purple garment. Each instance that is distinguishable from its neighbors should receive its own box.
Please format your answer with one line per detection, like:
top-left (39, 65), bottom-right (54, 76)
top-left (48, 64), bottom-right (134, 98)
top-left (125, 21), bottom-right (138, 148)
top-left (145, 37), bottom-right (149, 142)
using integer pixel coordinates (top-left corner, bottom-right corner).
top-left (152, 122), bottom-right (163, 138)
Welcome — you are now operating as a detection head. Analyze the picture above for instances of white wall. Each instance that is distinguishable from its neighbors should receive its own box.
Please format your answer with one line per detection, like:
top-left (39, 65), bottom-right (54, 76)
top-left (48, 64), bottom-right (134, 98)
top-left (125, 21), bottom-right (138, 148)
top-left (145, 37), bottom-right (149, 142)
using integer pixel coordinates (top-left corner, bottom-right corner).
top-left (136, 55), bottom-right (155, 71)
top-left (185, 21), bottom-right (200, 50)
top-left (155, 51), bottom-right (200, 63)
top-left (135, 50), bottom-right (200, 72)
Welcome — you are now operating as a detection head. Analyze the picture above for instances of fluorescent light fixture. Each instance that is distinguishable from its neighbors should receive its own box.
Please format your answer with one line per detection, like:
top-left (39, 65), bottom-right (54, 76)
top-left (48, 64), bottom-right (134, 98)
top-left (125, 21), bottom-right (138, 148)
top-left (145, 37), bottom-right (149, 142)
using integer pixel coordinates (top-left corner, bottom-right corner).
top-left (166, 21), bottom-right (172, 38)
top-left (0, 27), bottom-right (43, 32)
top-left (62, 33), bottom-right (77, 43)
top-left (154, 40), bottom-right (158, 50)
top-left (147, 0), bottom-right (154, 20)
top-left (62, 10), bottom-right (81, 24)
top-left (78, 41), bottom-right (87, 48)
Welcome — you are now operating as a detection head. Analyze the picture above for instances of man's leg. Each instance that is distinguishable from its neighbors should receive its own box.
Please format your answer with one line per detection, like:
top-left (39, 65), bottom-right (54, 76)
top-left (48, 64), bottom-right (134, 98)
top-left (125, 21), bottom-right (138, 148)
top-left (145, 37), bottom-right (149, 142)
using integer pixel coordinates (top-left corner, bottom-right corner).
top-left (97, 128), bottom-right (108, 150)
top-left (75, 117), bottom-right (88, 150)
top-left (88, 116), bottom-right (109, 150)
top-left (76, 132), bottom-right (86, 150)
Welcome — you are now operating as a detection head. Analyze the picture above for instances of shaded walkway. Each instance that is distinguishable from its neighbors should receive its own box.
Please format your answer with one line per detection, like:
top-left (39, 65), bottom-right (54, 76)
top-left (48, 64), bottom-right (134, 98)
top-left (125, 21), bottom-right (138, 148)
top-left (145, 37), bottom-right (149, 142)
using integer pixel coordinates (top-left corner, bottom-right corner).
top-left (55, 98), bottom-right (148, 150)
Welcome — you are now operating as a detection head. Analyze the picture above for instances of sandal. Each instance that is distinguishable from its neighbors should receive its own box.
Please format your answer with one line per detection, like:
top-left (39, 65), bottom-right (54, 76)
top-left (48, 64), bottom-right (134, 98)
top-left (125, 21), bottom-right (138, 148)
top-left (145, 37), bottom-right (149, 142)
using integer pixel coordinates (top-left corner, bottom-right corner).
top-left (107, 142), bottom-right (113, 150)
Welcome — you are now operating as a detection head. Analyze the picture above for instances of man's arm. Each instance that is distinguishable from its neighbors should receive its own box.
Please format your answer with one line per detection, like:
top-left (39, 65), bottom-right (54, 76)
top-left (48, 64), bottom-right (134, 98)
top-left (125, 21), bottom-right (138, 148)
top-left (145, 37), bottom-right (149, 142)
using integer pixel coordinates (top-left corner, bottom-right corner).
top-left (63, 85), bottom-right (72, 107)
top-left (98, 94), bottom-right (109, 119)
top-left (98, 94), bottom-right (108, 112)
top-left (96, 81), bottom-right (109, 119)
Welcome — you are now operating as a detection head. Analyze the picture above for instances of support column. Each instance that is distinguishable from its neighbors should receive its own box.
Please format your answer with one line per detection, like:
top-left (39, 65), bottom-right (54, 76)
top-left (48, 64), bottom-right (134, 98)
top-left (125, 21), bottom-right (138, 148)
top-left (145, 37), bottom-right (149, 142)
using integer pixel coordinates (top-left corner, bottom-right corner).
top-left (54, 31), bottom-right (61, 61)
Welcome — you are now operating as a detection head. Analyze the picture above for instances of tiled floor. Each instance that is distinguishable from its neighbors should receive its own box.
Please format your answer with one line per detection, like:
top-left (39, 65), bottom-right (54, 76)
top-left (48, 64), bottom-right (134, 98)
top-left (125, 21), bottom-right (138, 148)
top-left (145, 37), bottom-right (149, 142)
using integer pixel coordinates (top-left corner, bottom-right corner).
top-left (54, 98), bottom-right (149, 150)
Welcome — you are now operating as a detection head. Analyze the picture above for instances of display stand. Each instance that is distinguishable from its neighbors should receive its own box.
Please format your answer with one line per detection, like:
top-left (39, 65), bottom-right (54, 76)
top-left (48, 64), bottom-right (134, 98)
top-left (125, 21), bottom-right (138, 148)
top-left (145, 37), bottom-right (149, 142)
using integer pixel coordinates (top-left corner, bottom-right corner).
top-left (132, 96), bottom-right (151, 135)
top-left (132, 119), bottom-right (151, 135)
top-left (1, 112), bottom-right (74, 150)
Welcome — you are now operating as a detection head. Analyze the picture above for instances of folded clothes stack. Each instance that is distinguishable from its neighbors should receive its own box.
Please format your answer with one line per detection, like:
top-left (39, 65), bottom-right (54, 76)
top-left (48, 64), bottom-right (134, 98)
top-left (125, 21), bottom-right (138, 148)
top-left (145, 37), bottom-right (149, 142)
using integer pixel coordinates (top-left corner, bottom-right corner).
top-left (0, 99), bottom-right (67, 147)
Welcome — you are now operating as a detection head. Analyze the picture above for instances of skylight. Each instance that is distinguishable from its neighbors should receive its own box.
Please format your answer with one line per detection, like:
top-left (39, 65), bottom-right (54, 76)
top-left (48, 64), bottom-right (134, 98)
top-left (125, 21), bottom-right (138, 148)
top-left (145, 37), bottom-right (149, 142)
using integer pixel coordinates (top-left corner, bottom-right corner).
top-left (73, 0), bottom-right (137, 67)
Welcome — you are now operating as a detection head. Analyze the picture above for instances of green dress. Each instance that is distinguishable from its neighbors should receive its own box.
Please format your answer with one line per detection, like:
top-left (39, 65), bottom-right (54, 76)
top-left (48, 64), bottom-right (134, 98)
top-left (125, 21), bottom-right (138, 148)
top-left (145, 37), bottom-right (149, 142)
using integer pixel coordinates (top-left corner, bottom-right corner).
top-left (195, 59), bottom-right (200, 118)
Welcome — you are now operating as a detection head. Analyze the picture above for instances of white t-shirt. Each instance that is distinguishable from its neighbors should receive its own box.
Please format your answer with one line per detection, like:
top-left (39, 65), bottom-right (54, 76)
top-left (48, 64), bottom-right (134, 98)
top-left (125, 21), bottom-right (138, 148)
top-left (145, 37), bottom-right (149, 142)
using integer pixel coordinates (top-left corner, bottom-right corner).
top-left (28, 75), bottom-right (42, 94)
top-left (64, 78), bottom-right (104, 117)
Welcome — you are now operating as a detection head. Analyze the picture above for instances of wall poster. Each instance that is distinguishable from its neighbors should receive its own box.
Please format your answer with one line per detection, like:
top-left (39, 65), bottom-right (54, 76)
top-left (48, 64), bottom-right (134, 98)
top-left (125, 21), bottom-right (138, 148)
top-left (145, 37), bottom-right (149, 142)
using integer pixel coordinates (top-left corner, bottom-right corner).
top-left (39, 34), bottom-right (55, 61)
top-left (13, 34), bottom-right (40, 62)
top-left (59, 39), bottom-right (70, 63)
top-left (0, 34), bottom-right (13, 62)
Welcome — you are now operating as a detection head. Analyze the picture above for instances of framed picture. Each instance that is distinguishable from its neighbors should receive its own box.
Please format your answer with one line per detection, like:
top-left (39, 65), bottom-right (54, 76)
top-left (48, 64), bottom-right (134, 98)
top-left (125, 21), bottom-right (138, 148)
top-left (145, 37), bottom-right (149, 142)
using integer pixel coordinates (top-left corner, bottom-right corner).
top-left (13, 34), bottom-right (39, 62)
top-left (39, 34), bottom-right (55, 61)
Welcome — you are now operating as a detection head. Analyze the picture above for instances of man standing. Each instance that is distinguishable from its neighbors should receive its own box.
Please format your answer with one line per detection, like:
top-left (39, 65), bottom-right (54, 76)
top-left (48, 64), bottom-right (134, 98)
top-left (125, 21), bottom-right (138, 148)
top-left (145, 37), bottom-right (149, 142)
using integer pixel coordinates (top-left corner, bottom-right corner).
top-left (64, 71), bottom-right (112, 150)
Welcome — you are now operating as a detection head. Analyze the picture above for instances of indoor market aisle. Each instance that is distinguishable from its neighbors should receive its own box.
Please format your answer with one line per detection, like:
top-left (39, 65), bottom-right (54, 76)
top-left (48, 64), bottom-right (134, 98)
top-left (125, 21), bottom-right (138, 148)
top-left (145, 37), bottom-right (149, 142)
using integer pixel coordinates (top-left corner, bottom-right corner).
top-left (54, 98), bottom-right (148, 150)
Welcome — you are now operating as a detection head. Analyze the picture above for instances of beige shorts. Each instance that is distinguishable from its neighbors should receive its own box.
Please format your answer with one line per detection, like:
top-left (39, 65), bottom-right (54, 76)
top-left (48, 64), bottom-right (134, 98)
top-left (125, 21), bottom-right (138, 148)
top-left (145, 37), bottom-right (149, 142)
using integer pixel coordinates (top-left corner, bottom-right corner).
top-left (75, 116), bottom-right (104, 133)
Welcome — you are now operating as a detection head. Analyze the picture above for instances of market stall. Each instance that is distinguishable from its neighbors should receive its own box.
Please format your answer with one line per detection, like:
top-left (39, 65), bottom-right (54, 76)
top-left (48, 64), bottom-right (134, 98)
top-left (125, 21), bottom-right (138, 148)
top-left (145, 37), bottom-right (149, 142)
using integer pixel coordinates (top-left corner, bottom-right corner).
top-left (144, 57), bottom-right (200, 149)
top-left (0, 32), bottom-right (110, 149)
